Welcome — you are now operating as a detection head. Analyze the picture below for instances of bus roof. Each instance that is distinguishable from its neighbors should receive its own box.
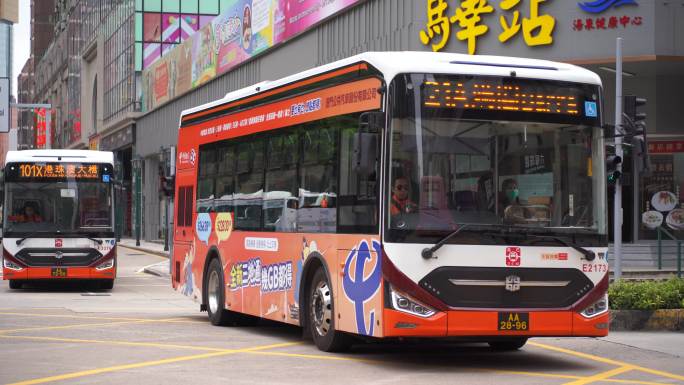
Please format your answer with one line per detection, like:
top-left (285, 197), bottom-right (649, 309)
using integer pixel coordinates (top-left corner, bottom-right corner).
top-left (4, 150), bottom-right (115, 166)
top-left (180, 51), bottom-right (602, 122)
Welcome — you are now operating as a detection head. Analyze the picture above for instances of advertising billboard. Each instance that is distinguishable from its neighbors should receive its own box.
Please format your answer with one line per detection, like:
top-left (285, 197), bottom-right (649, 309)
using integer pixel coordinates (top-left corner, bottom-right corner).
top-left (142, 0), bottom-right (364, 112)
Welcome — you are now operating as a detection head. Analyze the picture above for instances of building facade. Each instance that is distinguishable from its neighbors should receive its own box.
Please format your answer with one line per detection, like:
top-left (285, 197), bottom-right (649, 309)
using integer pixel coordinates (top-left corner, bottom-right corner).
top-left (132, 0), bottom-right (683, 245)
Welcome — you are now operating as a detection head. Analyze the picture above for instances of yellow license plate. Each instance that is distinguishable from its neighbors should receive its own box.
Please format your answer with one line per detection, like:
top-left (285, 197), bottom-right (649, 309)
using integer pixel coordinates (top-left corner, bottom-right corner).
top-left (51, 268), bottom-right (68, 277)
top-left (498, 312), bottom-right (529, 331)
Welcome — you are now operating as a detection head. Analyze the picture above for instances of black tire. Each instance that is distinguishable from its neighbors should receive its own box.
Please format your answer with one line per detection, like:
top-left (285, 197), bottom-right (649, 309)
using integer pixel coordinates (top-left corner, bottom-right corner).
top-left (488, 338), bottom-right (528, 351)
top-left (9, 280), bottom-right (22, 290)
top-left (206, 258), bottom-right (235, 326)
top-left (99, 279), bottom-right (115, 290)
top-left (308, 268), bottom-right (352, 352)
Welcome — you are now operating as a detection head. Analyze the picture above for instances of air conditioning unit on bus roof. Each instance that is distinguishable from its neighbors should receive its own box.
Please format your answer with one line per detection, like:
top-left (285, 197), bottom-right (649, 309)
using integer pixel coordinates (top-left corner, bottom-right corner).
top-left (225, 81), bottom-right (271, 100)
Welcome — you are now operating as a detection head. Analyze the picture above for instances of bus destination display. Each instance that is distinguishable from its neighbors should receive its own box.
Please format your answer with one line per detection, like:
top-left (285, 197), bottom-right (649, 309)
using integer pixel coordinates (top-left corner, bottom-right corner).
top-left (16, 163), bottom-right (100, 179)
top-left (422, 79), bottom-right (593, 117)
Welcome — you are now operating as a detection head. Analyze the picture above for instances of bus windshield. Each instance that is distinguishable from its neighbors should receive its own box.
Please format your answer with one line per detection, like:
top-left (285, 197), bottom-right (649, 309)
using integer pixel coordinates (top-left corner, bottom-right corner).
top-left (387, 73), bottom-right (607, 245)
top-left (3, 164), bottom-right (114, 237)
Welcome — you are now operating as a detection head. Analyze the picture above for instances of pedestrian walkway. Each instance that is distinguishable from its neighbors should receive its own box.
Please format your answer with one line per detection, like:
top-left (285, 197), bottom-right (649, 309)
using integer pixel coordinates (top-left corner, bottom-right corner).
top-left (118, 239), bottom-right (169, 258)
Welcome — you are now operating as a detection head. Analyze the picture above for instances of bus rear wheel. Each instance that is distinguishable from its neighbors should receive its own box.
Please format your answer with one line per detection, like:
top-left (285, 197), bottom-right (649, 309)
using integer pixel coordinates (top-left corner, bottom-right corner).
top-left (206, 258), bottom-right (235, 326)
top-left (9, 280), bottom-right (22, 290)
top-left (488, 338), bottom-right (527, 351)
top-left (308, 268), bottom-right (351, 352)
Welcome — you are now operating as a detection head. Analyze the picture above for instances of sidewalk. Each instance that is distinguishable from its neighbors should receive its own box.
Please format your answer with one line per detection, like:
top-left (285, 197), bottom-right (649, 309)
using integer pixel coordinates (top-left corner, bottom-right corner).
top-left (118, 238), bottom-right (170, 277)
top-left (118, 238), bottom-right (169, 258)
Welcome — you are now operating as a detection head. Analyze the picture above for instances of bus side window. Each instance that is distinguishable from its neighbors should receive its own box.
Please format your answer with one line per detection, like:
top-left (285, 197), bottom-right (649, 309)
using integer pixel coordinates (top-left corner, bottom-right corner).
top-left (338, 122), bottom-right (378, 234)
top-left (235, 139), bottom-right (264, 231)
top-left (197, 147), bottom-right (217, 213)
top-left (265, 132), bottom-right (298, 233)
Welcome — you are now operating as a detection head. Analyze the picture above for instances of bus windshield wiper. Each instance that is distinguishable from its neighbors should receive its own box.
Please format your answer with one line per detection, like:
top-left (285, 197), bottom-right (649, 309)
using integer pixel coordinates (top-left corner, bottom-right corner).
top-left (421, 224), bottom-right (468, 259)
top-left (15, 233), bottom-right (103, 245)
top-left (15, 233), bottom-right (44, 246)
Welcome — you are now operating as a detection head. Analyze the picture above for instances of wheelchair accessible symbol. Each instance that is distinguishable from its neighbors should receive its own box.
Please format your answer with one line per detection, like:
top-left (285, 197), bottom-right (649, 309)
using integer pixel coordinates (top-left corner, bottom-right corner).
top-left (342, 240), bottom-right (382, 336)
top-left (585, 101), bottom-right (597, 118)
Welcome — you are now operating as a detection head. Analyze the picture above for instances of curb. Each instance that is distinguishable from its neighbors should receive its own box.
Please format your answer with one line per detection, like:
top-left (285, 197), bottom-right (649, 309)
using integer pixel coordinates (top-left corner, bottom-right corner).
top-left (142, 263), bottom-right (170, 278)
top-left (118, 244), bottom-right (169, 259)
top-left (610, 309), bottom-right (684, 331)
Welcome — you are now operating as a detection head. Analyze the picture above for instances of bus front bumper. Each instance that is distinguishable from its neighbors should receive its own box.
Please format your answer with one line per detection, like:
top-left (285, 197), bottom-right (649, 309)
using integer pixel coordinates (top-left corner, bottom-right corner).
top-left (3, 266), bottom-right (116, 281)
top-left (383, 309), bottom-right (609, 338)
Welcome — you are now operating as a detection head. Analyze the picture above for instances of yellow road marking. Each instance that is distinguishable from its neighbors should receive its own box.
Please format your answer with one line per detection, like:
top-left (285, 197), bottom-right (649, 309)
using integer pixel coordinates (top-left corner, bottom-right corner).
top-left (0, 320), bottom-right (154, 334)
top-left (0, 334), bottom-right (230, 352)
top-left (6, 341), bottom-right (300, 385)
top-left (562, 366), bottom-right (635, 385)
top-left (530, 341), bottom-right (684, 383)
top-left (2, 334), bottom-right (676, 385)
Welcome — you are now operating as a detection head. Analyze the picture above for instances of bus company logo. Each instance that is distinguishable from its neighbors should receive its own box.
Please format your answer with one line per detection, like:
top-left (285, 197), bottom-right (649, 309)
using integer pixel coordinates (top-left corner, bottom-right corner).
top-left (343, 239), bottom-right (382, 336)
top-left (178, 149), bottom-right (196, 166)
top-left (505, 275), bottom-right (521, 292)
top-left (506, 247), bottom-right (521, 267)
top-left (55, 239), bottom-right (63, 248)
top-left (541, 252), bottom-right (568, 261)
top-left (578, 0), bottom-right (637, 13)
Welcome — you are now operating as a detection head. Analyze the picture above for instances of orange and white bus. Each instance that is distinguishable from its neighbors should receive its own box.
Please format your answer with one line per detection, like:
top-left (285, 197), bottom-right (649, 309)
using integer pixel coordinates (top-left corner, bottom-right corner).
top-left (172, 52), bottom-right (610, 351)
top-left (2, 150), bottom-right (117, 290)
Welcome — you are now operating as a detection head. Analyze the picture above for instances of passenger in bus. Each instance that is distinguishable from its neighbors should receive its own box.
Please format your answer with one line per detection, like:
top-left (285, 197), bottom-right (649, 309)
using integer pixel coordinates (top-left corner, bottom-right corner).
top-left (10, 202), bottom-right (43, 223)
top-left (390, 176), bottom-right (417, 217)
top-left (500, 178), bottom-right (530, 224)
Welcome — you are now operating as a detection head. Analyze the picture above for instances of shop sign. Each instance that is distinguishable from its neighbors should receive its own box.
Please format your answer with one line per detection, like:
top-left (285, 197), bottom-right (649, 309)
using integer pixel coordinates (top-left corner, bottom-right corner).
top-left (648, 141), bottom-right (684, 154)
top-left (89, 135), bottom-right (99, 150)
top-left (420, 0), bottom-right (556, 55)
top-left (35, 108), bottom-right (47, 149)
top-left (573, 0), bottom-right (641, 32)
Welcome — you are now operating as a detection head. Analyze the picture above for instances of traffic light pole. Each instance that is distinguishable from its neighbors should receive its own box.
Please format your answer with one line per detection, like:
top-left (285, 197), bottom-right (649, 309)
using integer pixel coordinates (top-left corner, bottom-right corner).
top-left (614, 38), bottom-right (623, 281)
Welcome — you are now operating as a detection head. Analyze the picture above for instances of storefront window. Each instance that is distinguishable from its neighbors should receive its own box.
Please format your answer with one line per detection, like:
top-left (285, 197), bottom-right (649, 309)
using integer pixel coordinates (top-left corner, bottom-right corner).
top-left (640, 141), bottom-right (684, 239)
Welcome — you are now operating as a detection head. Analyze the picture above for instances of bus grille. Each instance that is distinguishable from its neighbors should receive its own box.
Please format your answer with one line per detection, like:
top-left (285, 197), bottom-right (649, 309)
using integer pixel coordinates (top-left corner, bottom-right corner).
top-left (14, 248), bottom-right (103, 267)
top-left (419, 267), bottom-right (594, 309)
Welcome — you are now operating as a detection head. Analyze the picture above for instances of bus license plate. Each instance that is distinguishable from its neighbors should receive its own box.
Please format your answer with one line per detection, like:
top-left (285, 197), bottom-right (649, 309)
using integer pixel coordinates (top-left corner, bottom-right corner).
top-left (51, 268), bottom-right (68, 277)
top-left (498, 312), bottom-right (529, 331)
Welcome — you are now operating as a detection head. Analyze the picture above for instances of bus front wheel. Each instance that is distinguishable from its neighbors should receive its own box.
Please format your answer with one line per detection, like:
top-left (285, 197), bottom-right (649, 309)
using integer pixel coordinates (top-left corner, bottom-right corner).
top-left (488, 338), bottom-right (527, 351)
top-left (308, 269), bottom-right (352, 352)
top-left (8, 280), bottom-right (22, 290)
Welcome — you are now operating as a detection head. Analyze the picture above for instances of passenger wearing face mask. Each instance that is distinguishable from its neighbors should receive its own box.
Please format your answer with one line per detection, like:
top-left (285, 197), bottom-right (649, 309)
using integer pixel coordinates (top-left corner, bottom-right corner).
top-left (500, 178), bottom-right (528, 224)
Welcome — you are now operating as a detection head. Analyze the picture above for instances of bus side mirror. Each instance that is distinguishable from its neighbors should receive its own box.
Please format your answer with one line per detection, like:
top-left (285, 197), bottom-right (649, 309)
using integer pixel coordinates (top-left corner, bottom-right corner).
top-left (354, 112), bottom-right (385, 174)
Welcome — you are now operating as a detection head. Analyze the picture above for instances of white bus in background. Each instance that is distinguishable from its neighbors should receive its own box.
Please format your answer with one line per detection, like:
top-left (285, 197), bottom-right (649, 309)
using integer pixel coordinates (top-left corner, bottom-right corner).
top-left (1, 150), bottom-right (117, 290)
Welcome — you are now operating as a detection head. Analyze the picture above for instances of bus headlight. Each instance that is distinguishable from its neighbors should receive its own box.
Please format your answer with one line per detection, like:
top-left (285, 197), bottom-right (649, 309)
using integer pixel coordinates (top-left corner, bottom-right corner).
top-left (95, 259), bottom-right (114, 271)
top-left (3, 258), bottom-right (24, 271)
top-left (389, 285), bottom-right (436, 318)
top-left (580, 293), bottom-right (608, 318)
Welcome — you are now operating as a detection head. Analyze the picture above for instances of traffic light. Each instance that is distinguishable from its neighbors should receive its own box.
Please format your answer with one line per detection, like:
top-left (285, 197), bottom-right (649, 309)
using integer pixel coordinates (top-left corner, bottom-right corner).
top-left (607, 155), bottom-right (622, 184)
top-left (623, 95), bottom-right (647, 134)
top-left (161, 175), bottom-right (175, 196)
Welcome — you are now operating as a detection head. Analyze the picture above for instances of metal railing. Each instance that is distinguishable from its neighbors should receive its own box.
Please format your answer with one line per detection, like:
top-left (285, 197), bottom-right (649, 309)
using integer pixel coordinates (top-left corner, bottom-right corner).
top-left (657, 226), bottom-right (683, 278)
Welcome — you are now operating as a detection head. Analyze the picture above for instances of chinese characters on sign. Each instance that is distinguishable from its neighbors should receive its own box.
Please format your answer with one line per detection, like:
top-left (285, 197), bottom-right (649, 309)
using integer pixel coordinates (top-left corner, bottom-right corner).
top-left (17, 163), bottom-right (100, 179)
top-left (572, 15), bottom-right (642, 31)
top-left (420, 0), bottom-right (556, 54)
top-left (648, 141), bottom-right (684, 154)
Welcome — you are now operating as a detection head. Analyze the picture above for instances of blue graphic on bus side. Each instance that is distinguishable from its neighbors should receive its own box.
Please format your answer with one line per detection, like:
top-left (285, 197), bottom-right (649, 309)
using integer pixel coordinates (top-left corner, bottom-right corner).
top-left (342, 239), bottom-right (382, 336)
top-left (585, 101), bottom-right (598, 117)
top-left (578, 0), bottom-right (637, 14)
